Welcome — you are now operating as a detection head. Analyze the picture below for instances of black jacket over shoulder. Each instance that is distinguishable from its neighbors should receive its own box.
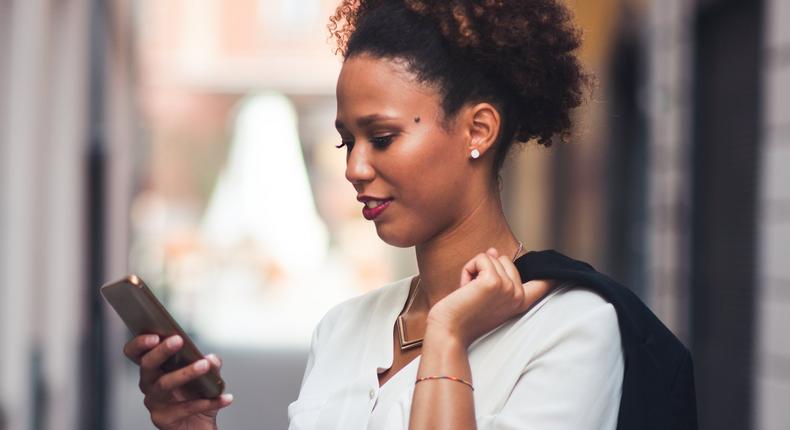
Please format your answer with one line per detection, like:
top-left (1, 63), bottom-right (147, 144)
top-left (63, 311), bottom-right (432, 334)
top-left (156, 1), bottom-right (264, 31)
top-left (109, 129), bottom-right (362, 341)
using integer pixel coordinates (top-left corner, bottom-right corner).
top-left (513, 250), bottom-right (698, 430)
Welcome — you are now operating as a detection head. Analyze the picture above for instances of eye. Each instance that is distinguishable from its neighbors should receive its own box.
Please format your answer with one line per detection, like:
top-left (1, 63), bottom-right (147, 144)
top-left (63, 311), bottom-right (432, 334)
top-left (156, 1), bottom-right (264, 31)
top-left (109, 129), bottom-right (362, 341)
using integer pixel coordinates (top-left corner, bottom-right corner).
top-left (335, 134), bottom-right (395, 151)
top-left (335, 139), bottom-right (354, 150)
top-left (370, 135), bottom-right (395, 148)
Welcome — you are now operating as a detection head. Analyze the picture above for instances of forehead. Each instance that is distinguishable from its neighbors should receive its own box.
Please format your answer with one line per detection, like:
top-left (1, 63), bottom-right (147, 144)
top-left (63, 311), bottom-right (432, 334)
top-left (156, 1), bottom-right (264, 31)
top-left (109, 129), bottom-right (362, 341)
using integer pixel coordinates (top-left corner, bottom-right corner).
top-left (335, 54), bottom-right (441, 122)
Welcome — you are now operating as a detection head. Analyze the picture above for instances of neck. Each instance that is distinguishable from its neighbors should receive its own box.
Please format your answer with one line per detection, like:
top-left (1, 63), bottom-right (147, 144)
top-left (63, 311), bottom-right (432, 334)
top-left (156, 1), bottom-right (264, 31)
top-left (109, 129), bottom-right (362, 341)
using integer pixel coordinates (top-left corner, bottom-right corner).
top-left (413, 191), bottom-right (521, 310)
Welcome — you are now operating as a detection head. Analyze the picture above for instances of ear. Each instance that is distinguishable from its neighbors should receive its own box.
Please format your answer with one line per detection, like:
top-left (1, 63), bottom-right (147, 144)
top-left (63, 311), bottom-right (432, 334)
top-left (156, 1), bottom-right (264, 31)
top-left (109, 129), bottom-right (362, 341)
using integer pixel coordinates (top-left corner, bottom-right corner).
top-left (464, 102), bottom-right (501, 158)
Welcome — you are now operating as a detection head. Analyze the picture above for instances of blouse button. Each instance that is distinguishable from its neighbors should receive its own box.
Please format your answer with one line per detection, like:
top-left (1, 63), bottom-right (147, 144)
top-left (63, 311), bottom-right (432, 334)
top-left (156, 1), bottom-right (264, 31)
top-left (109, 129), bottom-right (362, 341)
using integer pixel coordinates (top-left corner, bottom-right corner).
top-left (369, 389), bottom-right (376, 400)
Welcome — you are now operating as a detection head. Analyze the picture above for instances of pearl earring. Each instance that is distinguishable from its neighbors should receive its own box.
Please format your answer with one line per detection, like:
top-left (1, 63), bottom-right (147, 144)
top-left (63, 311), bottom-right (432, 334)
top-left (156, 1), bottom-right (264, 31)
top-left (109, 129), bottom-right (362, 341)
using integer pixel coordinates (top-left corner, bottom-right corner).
top-left (470, 148), bottom-right (480, 159)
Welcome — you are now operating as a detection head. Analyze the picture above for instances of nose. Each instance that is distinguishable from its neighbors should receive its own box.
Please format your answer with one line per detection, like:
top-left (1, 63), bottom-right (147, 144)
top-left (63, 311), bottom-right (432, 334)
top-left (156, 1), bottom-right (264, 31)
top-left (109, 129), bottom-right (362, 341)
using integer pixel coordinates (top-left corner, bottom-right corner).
top-left (344, 143), bottom-right (376, 185)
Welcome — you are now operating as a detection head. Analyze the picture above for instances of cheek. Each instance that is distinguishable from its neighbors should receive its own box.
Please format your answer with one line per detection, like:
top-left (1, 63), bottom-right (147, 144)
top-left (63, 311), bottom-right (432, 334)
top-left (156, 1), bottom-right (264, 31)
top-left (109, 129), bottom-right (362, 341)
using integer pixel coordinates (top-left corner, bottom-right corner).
top-left (394, 134), bottom-right (467, 215)
top-left (373, 147), bottom-right (467, 247)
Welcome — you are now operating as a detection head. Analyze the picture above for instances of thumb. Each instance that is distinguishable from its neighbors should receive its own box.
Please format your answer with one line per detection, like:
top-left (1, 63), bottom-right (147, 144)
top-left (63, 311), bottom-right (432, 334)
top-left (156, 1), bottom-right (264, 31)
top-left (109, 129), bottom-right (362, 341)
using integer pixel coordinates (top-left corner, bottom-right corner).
top-left (521, 279), bottom-right (554, 311)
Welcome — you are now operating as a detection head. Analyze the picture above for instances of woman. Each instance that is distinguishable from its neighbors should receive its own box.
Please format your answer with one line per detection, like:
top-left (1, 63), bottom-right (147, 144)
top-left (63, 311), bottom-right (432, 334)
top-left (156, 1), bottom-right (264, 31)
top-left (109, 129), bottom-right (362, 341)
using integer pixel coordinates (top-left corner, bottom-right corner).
top-left (123, 0), bottom-right (627, 428)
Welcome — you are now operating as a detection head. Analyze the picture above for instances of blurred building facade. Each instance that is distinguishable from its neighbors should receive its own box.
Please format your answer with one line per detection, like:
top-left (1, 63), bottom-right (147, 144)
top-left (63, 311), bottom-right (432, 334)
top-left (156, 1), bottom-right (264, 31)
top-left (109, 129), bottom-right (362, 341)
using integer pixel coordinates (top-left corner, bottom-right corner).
top-left (0, 0), bottom-right (788, 430)
top-left (531, 0), bottom-right (790, 428)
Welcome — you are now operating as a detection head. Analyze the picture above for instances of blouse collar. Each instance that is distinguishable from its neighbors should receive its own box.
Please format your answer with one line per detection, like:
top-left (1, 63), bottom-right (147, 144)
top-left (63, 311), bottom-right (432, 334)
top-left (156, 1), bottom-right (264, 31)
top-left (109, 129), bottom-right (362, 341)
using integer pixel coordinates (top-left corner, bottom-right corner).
top-left (368, 275), bottom-right (416, 374)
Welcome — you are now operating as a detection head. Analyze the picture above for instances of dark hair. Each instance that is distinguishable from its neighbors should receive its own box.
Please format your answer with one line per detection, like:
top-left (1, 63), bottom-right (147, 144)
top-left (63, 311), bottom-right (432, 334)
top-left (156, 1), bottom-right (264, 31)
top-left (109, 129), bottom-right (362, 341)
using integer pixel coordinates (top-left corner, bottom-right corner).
top-left (329, 0), bottom-right (589, 177)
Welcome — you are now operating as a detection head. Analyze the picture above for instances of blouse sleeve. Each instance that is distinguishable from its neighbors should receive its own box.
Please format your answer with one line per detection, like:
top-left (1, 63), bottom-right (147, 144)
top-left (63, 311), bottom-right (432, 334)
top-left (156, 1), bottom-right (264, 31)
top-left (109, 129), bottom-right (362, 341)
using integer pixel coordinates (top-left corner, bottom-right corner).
top-left (298, 319), bottom-right (321, 391)
top-left (483, 298), bottom-right (624, 430)
top-left (287, 308), bottom-right (333, 427)
top-left (293, 301), bottom-right (340, 393)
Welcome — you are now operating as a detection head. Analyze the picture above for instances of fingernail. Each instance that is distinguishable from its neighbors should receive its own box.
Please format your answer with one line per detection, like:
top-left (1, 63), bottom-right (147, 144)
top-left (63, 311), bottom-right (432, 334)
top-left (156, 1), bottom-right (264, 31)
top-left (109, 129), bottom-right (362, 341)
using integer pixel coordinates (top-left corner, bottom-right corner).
top-left (206, 354), bottom-right (220, 365)
top-left (144, 335), bottom-right (159, 347)
top-left (221, 393), bottom-right (234, 402)
top-left (194, 359), bottom-right (209, 371)
top-left (166, 336), bottom-right (181, 348)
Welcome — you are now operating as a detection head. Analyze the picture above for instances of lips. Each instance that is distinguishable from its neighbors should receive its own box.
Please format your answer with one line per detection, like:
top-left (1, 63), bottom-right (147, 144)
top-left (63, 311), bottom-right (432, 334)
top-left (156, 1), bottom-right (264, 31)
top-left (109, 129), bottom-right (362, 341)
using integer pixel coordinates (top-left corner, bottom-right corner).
top-left (361, 198), bottom-right (393, 220)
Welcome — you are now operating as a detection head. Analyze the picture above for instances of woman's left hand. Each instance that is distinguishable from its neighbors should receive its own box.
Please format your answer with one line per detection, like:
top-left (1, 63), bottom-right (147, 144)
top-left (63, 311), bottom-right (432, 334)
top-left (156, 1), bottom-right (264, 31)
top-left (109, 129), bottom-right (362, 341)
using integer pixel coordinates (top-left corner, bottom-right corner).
top-left (426, 247), bottom-right (555, 348)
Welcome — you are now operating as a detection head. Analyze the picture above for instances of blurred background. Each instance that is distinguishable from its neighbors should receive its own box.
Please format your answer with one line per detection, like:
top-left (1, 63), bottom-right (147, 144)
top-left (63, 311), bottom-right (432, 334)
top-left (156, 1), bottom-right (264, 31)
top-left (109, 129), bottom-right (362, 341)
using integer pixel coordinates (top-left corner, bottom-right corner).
top-left (0, 0), bottom-right (787, 429)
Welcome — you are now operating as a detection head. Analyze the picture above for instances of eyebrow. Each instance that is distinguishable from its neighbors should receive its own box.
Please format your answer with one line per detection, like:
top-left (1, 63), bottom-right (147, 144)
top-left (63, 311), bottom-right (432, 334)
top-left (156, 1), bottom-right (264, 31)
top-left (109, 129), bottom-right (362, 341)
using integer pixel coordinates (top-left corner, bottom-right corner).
top-left (335, 114), bottom-right (399, 130)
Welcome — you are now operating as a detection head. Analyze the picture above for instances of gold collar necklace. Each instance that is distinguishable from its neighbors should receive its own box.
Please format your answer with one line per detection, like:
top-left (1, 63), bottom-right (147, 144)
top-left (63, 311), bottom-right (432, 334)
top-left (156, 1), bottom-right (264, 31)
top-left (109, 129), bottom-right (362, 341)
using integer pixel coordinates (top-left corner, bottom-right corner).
top-left (396, 241), bottom-right (524, 351)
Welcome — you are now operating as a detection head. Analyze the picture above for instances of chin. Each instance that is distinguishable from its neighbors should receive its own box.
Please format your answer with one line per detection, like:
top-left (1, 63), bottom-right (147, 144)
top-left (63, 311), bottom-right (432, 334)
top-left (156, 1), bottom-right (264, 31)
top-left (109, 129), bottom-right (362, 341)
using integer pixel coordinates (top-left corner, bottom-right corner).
top-left (373, 222), bottom-right (419, 248)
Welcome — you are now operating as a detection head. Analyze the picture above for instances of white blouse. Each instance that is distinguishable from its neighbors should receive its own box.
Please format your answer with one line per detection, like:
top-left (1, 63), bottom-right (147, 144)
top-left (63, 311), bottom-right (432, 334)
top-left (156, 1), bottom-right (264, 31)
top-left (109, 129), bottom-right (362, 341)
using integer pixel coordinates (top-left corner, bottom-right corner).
top-left (287, 275), bottom-right (624, 430)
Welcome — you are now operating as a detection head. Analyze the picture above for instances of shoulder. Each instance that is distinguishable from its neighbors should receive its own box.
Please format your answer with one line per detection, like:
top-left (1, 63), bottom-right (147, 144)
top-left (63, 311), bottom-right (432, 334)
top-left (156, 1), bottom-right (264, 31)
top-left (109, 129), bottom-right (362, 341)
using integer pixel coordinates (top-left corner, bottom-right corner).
top-left (470, 281), bottom-right (622, 356)
top-left (467, 280), bottom-right (624, 403)
top-left (525, 281), bottom-right (621, 349)
top-left (491, 281), bottom-right (621, 353)
top-left (542, 281), bottom-right (619, 326)
top-left (540, 281), bottom-right (617, 317)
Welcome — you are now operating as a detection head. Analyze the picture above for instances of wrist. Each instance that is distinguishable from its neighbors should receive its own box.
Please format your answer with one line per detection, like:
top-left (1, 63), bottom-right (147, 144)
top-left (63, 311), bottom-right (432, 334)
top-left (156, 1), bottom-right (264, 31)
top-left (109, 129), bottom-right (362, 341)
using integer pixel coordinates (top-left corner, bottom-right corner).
top-left (423, 322), bottom-right (470, 351)
top-left (416, 325), bottom-right (473, 385)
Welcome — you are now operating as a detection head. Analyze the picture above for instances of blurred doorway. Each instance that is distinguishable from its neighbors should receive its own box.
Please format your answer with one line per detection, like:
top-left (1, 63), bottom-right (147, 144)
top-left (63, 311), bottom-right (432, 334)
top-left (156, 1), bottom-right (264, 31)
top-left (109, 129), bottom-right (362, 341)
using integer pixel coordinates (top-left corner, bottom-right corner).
top-left (692, 0), bottom-right (764, 428)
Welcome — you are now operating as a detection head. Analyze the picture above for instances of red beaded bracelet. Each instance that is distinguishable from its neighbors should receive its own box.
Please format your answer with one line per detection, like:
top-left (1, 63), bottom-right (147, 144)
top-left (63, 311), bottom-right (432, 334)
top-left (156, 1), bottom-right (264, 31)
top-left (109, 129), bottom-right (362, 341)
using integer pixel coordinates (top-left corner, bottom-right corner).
top-left (415, 375), bottom-right (474, 391)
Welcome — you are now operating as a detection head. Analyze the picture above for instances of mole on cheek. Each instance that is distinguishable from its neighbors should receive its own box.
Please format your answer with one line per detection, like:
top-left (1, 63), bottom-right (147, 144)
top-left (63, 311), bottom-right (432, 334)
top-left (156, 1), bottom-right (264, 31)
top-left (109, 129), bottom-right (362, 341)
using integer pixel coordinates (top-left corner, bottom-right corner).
top-left (414, 116), bottom-right (420, 123)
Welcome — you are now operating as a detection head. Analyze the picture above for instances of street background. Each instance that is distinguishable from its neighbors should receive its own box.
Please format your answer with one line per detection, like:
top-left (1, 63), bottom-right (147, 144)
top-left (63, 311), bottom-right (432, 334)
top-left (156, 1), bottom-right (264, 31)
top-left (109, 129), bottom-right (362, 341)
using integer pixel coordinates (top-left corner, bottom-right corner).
top-left (1, 0), bottom-right (788, 429)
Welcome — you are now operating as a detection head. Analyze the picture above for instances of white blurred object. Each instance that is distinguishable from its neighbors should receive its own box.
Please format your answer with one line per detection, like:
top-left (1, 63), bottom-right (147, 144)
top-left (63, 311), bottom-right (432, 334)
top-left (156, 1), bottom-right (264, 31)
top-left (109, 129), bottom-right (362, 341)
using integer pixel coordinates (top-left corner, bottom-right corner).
top-left (194, 92), bottom-right (349, 347)
top-left (201, 92), bottom-right (329, 272)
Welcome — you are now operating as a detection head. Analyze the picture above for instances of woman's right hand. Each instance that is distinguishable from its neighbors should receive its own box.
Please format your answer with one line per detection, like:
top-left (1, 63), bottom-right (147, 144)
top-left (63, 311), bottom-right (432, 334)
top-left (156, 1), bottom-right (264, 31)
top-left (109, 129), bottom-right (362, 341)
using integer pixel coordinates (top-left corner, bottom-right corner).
top-left (123, 334), bottom-right (233, 430)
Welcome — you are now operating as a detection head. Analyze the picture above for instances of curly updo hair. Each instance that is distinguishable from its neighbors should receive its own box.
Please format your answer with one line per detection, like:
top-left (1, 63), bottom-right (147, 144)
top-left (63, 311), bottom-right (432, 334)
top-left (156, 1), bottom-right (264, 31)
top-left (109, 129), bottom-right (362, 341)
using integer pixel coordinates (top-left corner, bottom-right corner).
top-left (329, 0), bottom-right (589, 177)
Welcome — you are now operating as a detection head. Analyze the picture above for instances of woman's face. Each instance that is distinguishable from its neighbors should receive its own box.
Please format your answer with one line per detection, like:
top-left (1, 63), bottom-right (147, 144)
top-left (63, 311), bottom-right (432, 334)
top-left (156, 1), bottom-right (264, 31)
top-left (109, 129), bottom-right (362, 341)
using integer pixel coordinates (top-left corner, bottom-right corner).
top-left (335, 53), bottom-right (482, 247)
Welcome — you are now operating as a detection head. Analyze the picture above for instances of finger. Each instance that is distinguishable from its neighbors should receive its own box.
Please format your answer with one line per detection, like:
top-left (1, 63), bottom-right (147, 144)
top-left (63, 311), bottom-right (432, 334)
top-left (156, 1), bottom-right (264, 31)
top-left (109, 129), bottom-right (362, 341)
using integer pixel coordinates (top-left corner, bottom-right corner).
top-left (124, 335), bottom-right (160, 364)
top-left (485, 252), bottom-right (510, 287)
top-left (172, 394), bottom-right (234, 420)
top-left (498, 254), bottom-right (522, 286)
top-left (497, 254), bottom-right (523, 298)
top-left (150, 394), bottom-right (233, 427)
top-left (206, 354), bottom-right (222, 370)
top-left (524, 279), bottom-right (553, 297)
top-left (151, 358), bottom-right (211, 397)
top-left (140, 335), bottom-right (183, 389)
top-left (141, 335), bottom-right (183, 371)
top-left (460, 252), bottom-right (497, 287)
top-left (521, 279), bottom-right (555, 310)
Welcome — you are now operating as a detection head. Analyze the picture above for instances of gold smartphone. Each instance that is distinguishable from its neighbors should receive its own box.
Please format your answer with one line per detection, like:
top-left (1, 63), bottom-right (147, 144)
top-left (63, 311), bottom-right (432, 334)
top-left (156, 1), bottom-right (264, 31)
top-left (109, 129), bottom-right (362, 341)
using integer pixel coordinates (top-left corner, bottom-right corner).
top-left (100, 275), bottom-right (225, 398)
